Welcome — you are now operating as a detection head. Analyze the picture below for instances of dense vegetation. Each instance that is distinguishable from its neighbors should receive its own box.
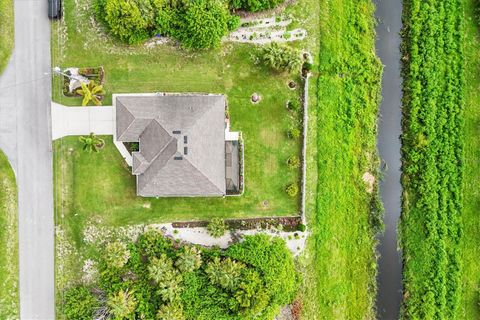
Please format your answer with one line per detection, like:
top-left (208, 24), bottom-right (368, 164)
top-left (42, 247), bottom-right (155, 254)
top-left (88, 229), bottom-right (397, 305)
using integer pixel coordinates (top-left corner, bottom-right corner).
top-left (94, 0), bottom-right (286, 47)
top-left (400, 0), bottom-right (465, 318)
top-left (300, 0), bottom-right (382, 318)
top-left (0, 151), bottom-right (19, 318)
top-left (0, 0), bottom-right (13, 74)
top-left (62, 232), bottom-right (299, 319)
top-left (457, 0), bottom-right (480, 318)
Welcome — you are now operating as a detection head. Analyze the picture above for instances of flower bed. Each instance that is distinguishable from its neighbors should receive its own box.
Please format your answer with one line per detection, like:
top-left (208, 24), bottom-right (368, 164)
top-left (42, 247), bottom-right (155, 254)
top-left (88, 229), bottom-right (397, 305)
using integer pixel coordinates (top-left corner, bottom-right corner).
top-left (62, 66), bottom-right (105, 97)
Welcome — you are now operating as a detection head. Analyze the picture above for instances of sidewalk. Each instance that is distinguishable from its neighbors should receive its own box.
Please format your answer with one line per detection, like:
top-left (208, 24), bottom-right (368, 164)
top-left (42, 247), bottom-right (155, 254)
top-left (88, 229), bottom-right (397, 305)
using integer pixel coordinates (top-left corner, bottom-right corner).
top-left (51, 103), bottom-right (114, 140)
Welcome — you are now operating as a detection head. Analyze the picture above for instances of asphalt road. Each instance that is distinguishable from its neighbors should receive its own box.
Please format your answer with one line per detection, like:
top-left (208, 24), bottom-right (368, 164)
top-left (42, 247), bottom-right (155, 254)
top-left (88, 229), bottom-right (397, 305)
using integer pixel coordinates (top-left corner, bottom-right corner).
top-left (374, 0), bottom-right (403, 319)
top-left (0, 1), bottom-right (54, 319)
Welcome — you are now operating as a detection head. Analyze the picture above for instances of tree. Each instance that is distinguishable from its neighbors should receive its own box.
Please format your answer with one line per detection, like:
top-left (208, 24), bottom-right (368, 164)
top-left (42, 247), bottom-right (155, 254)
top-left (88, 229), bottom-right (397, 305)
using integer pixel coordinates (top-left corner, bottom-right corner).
top-left (103, 0), bottom-right (152, 44)
top-left (75, 81), bottom-right (105, 106)
top-left (176, 0), bottom-right (232, 49)
top-left (175, 246), bottom-right (202, 272)
top-left (205, 257), bottom-right (243, 291)
top-left (107, 289), bottom-right (137, 320)
top-left (148, 254), bottom-right (183, 302)
top-left (260, 42), bottom-right (302, 72)
top-left (207, 217), bottom-right (227, 238)
top-left (104, 241), bottom-right (130, 269)
top-left (79, 132), bottom-right (105, 153)
top-left (230, 0), bottom-right (285, 12)
top-left (156, 302), bottom-right (185, 320)
top-left (63, 286), bottom-right (99, 320)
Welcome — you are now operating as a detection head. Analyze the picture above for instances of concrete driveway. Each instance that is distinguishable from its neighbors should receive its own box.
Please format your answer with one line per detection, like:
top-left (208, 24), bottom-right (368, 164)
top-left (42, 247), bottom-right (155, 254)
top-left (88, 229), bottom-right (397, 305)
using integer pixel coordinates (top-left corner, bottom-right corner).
top-left (0, 1), bottom-right (54, 319)
top-left (51, 103), bottom-right (114, 139)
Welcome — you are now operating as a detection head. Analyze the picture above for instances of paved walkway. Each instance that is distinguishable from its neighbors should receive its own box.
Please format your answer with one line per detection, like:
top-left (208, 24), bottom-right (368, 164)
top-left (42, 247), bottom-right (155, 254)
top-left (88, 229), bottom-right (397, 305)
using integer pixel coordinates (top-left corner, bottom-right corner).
top-left (51, 103), bottom-right (114, 139)
top-left (0, 2), bottom-right (54, 319)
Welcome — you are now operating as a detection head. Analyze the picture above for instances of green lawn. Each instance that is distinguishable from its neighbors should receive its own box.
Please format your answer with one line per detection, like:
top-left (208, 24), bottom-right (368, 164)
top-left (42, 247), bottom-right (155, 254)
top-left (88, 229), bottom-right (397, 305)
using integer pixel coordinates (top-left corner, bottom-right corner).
top-left (300, 0), bottom-right (382, 319)
top-left (0, 0), bottom-right (13, 74)
top-left (0, 151), bottom-right (19, 319)
top-left (458, 0), bottom-right (480, 318)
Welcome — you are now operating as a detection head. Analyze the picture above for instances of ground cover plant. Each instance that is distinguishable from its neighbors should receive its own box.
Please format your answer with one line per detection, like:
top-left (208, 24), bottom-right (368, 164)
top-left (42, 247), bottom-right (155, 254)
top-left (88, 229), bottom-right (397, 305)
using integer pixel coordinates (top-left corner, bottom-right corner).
top-left (299, 0), bottom-right (382, 318)
top-left (0, 150), bottom-right (19, 318)
top-left (61, 231), bottom-right (299, 319)
top-left (0, 0), bottom-right (13, 74)
top-left (456, 0), bottom-right (480, 318)
top-left (400, 0), bottom-right (465, 318)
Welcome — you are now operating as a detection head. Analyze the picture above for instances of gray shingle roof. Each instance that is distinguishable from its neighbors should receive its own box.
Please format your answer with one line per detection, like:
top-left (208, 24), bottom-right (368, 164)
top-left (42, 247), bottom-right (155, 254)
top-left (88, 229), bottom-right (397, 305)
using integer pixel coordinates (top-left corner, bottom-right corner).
top-left (116, 94), bottom-right (226, 197)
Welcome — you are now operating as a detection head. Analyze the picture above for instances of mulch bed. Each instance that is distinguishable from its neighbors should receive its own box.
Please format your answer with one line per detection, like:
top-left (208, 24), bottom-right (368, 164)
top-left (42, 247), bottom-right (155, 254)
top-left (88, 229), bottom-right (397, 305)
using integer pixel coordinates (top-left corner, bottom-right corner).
top-left (172, 216), bottom-right (302, 232)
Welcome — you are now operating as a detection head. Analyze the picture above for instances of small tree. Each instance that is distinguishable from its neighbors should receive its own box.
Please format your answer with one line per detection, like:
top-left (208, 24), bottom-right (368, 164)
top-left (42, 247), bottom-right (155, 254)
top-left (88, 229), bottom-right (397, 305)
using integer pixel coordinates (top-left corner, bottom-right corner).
top-left (175, 246), bottom-right (202, 272)
top-left (148, 254), bottom-right (183, 302)
top-left (260, 42), bottom-right (302, 73)
top-left (79, 132), bottom-right (105, 153)
top-left (104, 241), bottom-right (130, 269)
top-left (75, 81), bottom-right (105, 106)
top-left (207, 217), bottom-right (227, 238)
top-left (107, 289), bottom-right (137, 320)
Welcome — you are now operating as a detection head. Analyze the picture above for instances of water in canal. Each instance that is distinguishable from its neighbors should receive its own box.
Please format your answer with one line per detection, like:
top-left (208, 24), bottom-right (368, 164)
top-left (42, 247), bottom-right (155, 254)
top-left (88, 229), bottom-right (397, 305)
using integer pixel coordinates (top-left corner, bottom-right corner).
top-left (374, 0), bottom-right (403, 319)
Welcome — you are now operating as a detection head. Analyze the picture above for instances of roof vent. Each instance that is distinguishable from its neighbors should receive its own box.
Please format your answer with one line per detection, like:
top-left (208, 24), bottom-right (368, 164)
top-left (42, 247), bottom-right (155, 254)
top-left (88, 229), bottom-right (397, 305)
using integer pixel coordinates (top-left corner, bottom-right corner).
top-left (173, 130), bottom-right (181, 134)
top-left (184, 147), bottom-right (188, 155)
top-left (184, 136), bottom-right (188, 144)
top-left (174, 156), bottom-right (183, 160)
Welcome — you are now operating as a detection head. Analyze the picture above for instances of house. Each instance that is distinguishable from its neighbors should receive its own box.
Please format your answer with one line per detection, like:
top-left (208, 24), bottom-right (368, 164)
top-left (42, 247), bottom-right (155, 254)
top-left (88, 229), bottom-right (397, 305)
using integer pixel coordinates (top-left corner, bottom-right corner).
top-left (114, 93), bottom-right (240, 197)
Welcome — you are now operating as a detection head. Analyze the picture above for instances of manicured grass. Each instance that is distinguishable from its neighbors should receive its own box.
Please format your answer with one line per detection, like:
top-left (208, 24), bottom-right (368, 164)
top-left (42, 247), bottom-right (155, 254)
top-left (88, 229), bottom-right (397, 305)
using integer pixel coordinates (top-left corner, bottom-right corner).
top-left (0, 0), bottom-right (13, 74)
top-left (0, 150), bottom-right (19, 319)
top-left (400, 0), bottom-right (464, 318)
top-left (457, 0), bottom-right (480, 318)
top-left (300, 0), bottom-right (382, 319)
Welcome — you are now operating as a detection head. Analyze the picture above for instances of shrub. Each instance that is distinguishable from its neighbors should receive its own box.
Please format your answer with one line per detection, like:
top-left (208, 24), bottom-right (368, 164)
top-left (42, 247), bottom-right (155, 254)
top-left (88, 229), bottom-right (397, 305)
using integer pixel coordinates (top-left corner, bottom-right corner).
top-left (287, 99), bottom-right (300, 112)
top-left (102, 0), bottom-right (153, 44)
top-left (285, 183), bottom-right (298, 197)
top-left (156, 302), bottom-right (185, 320)
top-left (205, 257), bottom-right (243, 290)
top-left (287, 155), bottom-right (300, 169)
top-left (288, 127), bottom-right (301, 139)
top-left (63, 286), bottom-right (98, 320)
top-left (107, 289), bottom-right (137, 320)
top-left (104, 241), bottom-right (130, 269)
top-left (297, 223), bottom-right (306, 232)
top-left (230, 0), bottom-right (285, 12)
top-left (260, 42), bottom-right (302, 72)
top-left (175, 246), bottom-right (202, 272)
top-left (207, 217), bottom-right (227, 238)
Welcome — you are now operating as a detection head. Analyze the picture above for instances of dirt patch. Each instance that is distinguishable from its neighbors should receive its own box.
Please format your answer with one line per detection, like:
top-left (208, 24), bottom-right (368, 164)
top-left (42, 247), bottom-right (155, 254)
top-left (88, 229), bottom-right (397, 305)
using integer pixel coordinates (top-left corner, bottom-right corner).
top-left (362, 171), bottom-right (375, 193)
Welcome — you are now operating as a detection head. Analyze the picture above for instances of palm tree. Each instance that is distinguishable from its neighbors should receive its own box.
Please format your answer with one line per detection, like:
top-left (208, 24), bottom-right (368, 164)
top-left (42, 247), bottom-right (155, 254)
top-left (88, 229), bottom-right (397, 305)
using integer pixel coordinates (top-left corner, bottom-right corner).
top-left (148, 254), bottom-right (183, 302)
top-left (205, 257), bottom-right (243, 291)
top-left (175, 247), bottom-right (202, 273)
top-left (79, 132), bottom-right (105, 153)
top-left (107, 289), bottom-right (137, 320)
top-left (75, 80), bottom-right (105, 106)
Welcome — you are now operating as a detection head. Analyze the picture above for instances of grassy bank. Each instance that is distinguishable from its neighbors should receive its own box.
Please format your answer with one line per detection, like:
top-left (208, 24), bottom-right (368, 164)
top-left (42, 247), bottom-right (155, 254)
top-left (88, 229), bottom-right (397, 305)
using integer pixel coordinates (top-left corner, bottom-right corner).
top-left (0, 0), bottom-right (13, 74)
top-left (457, 0), bottom-right (480, 318)
top-left (400, 0), bottom-right (464, 318)
top-left (0, 151), bottom-right (19, 319)
top-left (300, 0), bottom-right (382, 318)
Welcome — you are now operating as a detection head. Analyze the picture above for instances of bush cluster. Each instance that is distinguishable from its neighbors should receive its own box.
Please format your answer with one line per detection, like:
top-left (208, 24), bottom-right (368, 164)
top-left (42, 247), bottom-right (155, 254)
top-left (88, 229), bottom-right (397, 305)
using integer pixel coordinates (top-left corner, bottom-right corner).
top-left (260, 42), bottom-right (302, 73)
top-left (231, 0), bottom-right (285, 12)
top-left (95, 0), bottom-right (238, 48)
top-left (62, 231), bottom-right (299, 319)
top-left (207, 217), bottom-right (227, 238)
top-left (401, 0), bottom-right (464, 318)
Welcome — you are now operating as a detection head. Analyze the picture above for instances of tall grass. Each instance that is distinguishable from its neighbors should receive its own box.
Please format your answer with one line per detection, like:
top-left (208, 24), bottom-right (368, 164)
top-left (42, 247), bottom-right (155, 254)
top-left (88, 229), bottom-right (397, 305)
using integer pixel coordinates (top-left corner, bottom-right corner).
top-left (400, 0), bottom-right (464, 318)
top-left (301, 0), bottom-right (383, 318)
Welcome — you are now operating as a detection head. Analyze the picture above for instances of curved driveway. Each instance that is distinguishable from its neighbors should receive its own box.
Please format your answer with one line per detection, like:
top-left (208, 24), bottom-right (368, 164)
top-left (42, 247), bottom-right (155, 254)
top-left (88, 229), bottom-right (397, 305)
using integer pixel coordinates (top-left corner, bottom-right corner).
top-left (0, 1), bottom-right (54, 319)
top-left (374, 0), bottom-right (403, 318)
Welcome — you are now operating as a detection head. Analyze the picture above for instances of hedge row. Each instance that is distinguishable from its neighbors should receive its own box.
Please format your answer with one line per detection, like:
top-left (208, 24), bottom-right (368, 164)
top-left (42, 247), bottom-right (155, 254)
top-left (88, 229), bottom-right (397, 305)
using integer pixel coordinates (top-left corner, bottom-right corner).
top-left (400, 0), bottom-right (464, 319)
